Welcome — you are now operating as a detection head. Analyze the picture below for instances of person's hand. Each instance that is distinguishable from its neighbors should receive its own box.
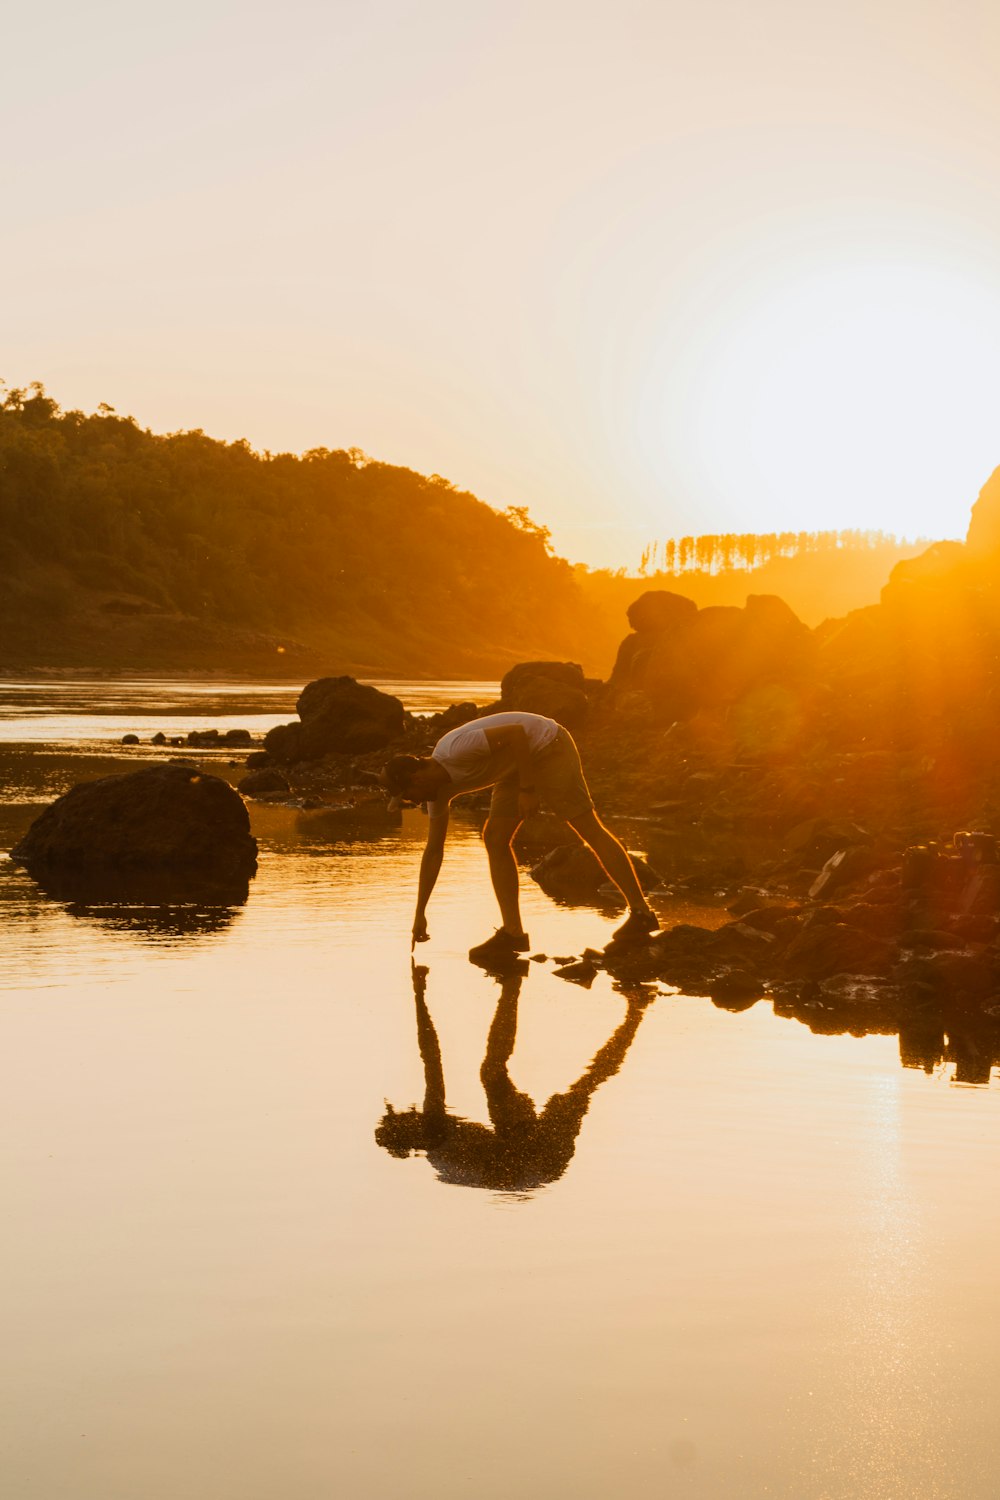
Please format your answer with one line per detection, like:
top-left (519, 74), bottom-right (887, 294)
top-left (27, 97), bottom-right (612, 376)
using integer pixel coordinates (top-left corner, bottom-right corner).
top-left (411, 914), bottom-right (429, 949)
top-left (517, 788), bottom-right (541, 819)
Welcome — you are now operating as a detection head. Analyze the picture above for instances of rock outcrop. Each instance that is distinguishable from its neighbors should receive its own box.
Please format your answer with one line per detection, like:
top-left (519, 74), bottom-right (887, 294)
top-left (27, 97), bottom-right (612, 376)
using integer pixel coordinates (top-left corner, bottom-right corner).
top-left (499, 660), bottom-right (590, 728)
top-left (12, 763), bottom-right (258, 890)
top-left (264, 676), bottom-right (405, 763)
top-left (609, 590), bottom-right (815, 722)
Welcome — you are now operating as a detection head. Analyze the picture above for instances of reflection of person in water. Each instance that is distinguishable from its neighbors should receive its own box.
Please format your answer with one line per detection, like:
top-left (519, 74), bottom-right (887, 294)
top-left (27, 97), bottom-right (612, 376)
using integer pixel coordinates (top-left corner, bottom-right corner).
top-left (375, 964), bottom-right (651, 1195)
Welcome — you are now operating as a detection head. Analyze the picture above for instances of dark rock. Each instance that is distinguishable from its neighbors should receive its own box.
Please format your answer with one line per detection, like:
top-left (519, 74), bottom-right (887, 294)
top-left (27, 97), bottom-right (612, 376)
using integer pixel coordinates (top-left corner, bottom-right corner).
top-left (513, 812), bottom-right (575, 855)
top-left (262, 721), bottom-right (305, 763)
top-left (809, 844), bottom-right (878, 900)
top-left (501, 661), bottom-right (586, 696)
top-left (11, 764), bottom-right (257, 886)
top-left (895, 950), bottom-right (998, 1005)
top-left (531, 843), bottom-right (660, 902)
top-left (500, 663), bottom-right (589, 729)
top-left (151, 732), bottom-right (167, 746)
top-left (898, 928), bottom-right (967, 951)
top-left (238, 768), bottom-right (291, 797)
top-left (224, 728), bottom-right (254, 746)
top-left (626, 591), bottom-right (699, 635)
top-left (245, 750), bottom-right (273, 769)
top-left (710, 970), bottom-right (763, 1008)
top-left (121, 733), bottom-right (139, 745)
top-left (186, 729), bottom-right (222, 747)
top-left (266, 677), bottom-right (405, 763)
top-left (782, 922), bottom-right (895, 979)
top-left (609, 591), bottom-right (814, 721)
top-left (423, 702), bottom-right (480, 735)
top-left (553, 960), bottom-right (598, 987)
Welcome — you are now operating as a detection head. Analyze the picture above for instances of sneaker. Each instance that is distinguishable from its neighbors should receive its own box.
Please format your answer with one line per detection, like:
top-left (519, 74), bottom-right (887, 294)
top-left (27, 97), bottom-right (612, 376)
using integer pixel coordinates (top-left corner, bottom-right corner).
top-left (468, 928), bottom-right (530, 967)
top-left (609, 908), bottom-right (659, 944)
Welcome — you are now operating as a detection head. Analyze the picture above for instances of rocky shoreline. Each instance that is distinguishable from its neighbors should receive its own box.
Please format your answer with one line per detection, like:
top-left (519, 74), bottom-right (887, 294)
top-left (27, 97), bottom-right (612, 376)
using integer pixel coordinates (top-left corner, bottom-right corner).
top-left (222, 466), bottom-right (1000, 1066)
top-left (11, 467), bottom-right (1000, 1075)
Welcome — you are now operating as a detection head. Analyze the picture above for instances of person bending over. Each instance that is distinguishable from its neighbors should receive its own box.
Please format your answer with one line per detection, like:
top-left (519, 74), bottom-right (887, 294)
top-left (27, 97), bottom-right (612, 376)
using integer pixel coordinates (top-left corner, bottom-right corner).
top-left (380, 709), bottom-right (658, 965)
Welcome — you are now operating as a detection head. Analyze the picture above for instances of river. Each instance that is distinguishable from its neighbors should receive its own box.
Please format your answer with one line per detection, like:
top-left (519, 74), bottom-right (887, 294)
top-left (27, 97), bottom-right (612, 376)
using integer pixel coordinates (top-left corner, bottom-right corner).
top-left (1, 679), bottom-right (997, 1499)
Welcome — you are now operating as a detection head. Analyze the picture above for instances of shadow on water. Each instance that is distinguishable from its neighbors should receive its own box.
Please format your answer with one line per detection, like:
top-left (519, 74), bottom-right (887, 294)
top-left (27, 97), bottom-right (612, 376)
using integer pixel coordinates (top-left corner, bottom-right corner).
top-left (376, 962), bottom-right (653, 1197)
top-left (21, 866), bottom-right (250, 940)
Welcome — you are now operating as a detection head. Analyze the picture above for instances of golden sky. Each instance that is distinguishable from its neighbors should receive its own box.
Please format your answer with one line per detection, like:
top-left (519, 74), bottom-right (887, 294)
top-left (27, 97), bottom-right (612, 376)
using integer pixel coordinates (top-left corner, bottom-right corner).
top-left (5, 0), bottom-right (1000, 566)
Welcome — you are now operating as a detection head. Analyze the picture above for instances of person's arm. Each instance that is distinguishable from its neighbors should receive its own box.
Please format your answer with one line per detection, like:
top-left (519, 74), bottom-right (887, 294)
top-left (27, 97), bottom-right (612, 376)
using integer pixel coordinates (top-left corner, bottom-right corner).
top-left (482, 723), bottom-right (540, 817)
top-left (412, 808), bottom-right (449, 946)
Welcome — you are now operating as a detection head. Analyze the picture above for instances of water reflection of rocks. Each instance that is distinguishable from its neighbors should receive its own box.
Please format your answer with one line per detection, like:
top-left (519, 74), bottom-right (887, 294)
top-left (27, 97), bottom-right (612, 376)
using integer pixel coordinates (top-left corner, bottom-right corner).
top-left (25, 867), bottom-right (249, 940)
top-left (376, 965), bottom-right (651, 1195)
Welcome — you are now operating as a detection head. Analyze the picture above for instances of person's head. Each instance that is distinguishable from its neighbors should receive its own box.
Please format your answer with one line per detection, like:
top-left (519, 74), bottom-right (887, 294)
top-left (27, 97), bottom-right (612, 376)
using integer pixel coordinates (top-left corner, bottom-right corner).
top-left (379, 753), bottom-right (443, 809)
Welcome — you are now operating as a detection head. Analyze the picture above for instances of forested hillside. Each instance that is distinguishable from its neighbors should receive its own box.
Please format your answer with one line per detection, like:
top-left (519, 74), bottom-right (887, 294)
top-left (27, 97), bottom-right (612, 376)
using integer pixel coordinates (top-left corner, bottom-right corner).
top-left (0, 386), bottom-right (611, 675)
top-left (0, 384), bottom-right (941, 677)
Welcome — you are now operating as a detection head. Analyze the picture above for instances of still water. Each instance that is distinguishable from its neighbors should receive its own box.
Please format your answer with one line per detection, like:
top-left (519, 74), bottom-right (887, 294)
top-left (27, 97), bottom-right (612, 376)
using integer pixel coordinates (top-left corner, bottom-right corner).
top-left (1, 681), bottom-right (998, 1499)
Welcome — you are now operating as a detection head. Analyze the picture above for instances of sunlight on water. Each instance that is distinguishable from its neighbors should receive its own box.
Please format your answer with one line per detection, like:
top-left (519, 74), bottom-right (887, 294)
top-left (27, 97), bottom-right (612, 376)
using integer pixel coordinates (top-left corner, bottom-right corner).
top-left (1, 680), bottom-right (998, 1499)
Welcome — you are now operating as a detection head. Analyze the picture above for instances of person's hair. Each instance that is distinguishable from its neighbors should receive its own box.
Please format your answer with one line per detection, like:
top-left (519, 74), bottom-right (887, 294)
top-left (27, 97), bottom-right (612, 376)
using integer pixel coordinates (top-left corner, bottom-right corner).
top-left (380, 753), bottom-right (426, 795)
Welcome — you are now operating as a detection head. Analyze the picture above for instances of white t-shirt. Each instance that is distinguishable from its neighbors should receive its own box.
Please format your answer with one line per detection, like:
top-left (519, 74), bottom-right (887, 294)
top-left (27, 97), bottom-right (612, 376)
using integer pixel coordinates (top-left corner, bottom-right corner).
top-left (428, 711), bottom-right (560, 814)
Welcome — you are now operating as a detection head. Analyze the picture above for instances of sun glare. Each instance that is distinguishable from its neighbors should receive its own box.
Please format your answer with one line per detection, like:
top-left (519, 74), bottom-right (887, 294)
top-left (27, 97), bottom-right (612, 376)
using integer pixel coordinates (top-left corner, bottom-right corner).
top-left (647, 259), bottom-right (1000, 542)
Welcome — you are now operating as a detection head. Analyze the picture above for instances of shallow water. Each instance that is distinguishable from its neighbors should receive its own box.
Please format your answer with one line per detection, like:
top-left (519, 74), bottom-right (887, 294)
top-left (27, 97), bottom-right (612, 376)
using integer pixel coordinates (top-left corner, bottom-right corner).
top-left (1, 682), bottom-right (998, 1499)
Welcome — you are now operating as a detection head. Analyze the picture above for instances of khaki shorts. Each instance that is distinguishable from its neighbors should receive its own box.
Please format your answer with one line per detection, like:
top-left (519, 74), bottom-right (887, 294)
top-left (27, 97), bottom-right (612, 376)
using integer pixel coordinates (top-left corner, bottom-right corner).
top-left (489, 727), bottom-right (595, 823)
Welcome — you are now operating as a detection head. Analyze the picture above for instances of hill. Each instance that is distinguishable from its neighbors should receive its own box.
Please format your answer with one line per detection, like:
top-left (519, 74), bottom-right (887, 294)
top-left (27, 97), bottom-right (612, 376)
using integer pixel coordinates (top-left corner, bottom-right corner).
top-left (0, 383), bottom-right (947, 678)
top-left (0, 385), bottom-right (613, 677)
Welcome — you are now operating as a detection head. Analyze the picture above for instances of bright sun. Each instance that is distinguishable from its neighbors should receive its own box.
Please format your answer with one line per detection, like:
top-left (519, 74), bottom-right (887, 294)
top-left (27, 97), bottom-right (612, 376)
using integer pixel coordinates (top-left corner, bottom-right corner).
top-left (644, 259), bottom-right (1000, 543)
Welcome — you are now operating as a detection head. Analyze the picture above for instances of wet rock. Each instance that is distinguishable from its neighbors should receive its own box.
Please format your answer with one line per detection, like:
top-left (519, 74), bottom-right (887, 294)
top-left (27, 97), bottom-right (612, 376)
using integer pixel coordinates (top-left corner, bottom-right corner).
top-left (224, 728), bottom-right (254, 746)
top-left (513, 811), bottom-right (575, 855)
top-left (808, 844), bottom-right (878, 900)
top-left (245, 750), bottom-right (272, 768)
top-left (553, 960), bottom-right (598, 987)
top-left (709, 970), bottom-right (763, 1008)
top-left (531, 843), bottom-right (660, 902)
top-left (238, 768), bottom-right (291, 797)
top-left (818, 974), bottom-right (901, 1006)
top-left (266, 677), bottom-right (406, 763)
top-left (151, 731), bottom-right (167, 746)
top-left (500, 662), bottom-right (589, 728)
top-left (121, 733), bottom-right (139, 745)
top-left (186, 728), bottom-right (222, 747)
top-left (898, 927), bottom-right (967, 951)
top-left (11, 763), bottom-right (258, 886)
top-left (423, 702), bottom-right (480, 735)
top-left (782, 921), bottom-right (895, 979)
top-left (895, 951), bottom-right (998, 1008)
top-left (501, 660), bottom-right (586, 696)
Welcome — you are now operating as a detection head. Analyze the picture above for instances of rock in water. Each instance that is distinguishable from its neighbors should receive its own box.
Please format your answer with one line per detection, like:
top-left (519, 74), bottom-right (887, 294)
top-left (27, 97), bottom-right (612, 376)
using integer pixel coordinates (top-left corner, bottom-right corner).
top-left (11, 764), bottom-right (258, 886)
top-left (500, 661), bottom-right (590, 729)
top-left (265, 676), bottom-right (406, 763)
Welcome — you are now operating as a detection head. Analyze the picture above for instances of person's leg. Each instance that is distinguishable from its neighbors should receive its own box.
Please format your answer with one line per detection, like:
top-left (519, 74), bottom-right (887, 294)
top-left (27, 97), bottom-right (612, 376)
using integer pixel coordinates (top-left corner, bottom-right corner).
top-left (483, 813), bottom-right (526, 934)
top-left (567, 807), bottom-right (654, 916)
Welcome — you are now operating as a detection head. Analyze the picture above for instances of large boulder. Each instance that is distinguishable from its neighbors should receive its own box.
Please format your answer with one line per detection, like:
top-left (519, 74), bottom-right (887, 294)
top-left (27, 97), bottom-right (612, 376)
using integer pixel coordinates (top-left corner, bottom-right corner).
top-left (610, 591), bottom-right (814, 719)
top-left (265, 676), bottom-right (406, 763)
top-left (625, 590), bottom-right (698, 634)
top-left (500, 661), bottom-right (586, 696)
top-left (500, 661), bottom-right (589, 729)
top-left (11, 764), bottom-right (258, 889)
